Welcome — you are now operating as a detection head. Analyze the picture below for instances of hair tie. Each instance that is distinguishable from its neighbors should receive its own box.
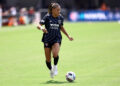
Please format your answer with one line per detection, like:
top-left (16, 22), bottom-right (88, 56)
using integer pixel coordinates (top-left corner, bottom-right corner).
top-left (52, 3), bottom-right (55, 7)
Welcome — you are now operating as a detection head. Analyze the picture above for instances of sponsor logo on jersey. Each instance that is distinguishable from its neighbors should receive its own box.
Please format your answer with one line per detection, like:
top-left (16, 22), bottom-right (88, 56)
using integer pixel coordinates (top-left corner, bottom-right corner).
top-left (50, 24), bottom-right (59, 29)
top-left (50, 24), bottom-right (59, 27)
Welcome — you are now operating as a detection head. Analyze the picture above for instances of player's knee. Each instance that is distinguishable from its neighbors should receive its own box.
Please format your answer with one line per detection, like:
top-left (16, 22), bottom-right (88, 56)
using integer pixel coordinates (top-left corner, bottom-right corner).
top-left (46, 59), bottom-right (51, 62)
top-left (53, 54), bottom-right (58, 58)
top-left (52, 50), bottom-right (59, 57)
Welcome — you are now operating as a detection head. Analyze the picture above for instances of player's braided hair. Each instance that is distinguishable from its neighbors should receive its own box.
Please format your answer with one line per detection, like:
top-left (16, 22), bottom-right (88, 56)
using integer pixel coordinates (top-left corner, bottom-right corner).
top-left (48, 3), bottom-right (60, 14)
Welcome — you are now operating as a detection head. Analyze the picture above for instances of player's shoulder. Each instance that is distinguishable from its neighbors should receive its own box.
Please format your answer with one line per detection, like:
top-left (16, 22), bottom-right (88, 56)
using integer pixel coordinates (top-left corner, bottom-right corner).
top-left (46, 13), bottom-right (50, 16)
top-left (59, 14), bottom-right (64, 19)
top-left (43, 13), bottom-right (51, 18)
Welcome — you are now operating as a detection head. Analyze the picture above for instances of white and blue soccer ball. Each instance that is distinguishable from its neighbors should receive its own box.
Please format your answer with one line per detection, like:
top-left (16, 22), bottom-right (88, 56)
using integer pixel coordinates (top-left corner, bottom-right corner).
top-left (66, 71), bottom-right (76, 82)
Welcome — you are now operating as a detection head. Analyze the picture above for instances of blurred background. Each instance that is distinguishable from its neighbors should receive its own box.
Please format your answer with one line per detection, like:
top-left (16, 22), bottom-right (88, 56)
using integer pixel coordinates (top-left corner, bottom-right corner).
top-left (0, 1), bottom-right (120, 86)
top-left (0, 0), bottom-right (120, 27)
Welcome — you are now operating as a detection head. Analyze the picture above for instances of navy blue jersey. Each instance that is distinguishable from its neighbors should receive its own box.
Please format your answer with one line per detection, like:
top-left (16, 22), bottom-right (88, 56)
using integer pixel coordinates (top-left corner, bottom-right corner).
top-left (40, 13), bottom-right (64, 43)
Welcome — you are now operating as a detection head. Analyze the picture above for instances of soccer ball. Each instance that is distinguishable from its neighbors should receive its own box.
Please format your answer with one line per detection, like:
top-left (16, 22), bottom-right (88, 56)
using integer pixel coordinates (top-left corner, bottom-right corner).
top-left (66, 71), bottom-right (76, 82)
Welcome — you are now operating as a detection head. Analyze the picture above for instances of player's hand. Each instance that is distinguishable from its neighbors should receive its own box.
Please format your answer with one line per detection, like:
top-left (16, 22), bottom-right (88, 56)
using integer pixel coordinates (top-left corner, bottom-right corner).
top-left (42, 29), bottom-right (48, 33)
top-left (68, 36), bottom-right (73, 41)
top-left (37, 26), bottom-right (48, 33)
top-left (37, 26), bottom-right (41, 30)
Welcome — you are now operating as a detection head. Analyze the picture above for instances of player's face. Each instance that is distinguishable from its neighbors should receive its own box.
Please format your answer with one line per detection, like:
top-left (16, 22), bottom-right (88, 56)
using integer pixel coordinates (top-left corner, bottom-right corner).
top-left (52, 6), bottom-right (61, 17)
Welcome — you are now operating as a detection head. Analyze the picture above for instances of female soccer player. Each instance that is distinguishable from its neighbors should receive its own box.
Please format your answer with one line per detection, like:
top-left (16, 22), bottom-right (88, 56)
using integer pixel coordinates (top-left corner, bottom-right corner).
top-left (37, 3), bottom-right (73, 78)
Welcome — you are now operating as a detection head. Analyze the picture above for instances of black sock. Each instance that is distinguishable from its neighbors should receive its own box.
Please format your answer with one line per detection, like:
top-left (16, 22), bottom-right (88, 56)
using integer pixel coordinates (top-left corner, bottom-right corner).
top-left (46, 61), bottom-right (52, 70)
top-left (54, 56), bottom-right (59, 65)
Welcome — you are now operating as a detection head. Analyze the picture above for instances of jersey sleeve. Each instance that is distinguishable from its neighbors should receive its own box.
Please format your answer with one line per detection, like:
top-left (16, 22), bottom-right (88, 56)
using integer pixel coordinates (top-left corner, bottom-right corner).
top-left (39, 14), bottom-right (48, 25)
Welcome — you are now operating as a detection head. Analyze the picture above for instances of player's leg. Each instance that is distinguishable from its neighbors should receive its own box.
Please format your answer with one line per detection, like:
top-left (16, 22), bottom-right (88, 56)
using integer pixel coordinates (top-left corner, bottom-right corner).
top-left (52, 43), bottom-right (60, 65)
top-left (44, 47), bottom-right (54, 78)
top-left (44, 48), bottom-right (52, 70)
top-left (52, 43), bottom-right (60, 75)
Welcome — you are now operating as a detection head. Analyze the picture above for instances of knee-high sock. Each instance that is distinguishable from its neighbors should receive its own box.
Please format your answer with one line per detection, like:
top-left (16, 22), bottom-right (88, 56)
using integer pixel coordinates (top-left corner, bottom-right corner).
top-left (54, 56), bottom-right (59, 65)
top-left (46, 61), bottom-right (52, 70)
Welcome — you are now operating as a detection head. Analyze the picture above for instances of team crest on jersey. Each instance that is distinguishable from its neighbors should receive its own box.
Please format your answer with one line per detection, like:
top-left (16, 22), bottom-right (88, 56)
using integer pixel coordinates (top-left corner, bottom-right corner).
top-left (58, 20), bottom-right (61, 24)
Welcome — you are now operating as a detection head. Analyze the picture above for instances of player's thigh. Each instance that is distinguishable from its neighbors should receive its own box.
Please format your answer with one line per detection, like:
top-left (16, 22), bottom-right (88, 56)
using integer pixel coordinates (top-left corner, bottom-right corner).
top-left (52, 43), bottom-right (60, 57)
top-left (44, 48), bottom-right (52, 62)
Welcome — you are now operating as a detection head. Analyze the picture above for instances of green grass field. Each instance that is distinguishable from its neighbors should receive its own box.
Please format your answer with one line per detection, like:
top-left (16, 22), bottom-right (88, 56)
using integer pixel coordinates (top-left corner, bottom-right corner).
top-left (0, 22), bottom-right (120, 86)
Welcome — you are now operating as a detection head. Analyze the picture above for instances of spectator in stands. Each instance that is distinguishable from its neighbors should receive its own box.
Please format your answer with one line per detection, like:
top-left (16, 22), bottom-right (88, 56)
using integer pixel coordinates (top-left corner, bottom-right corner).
top-left (8, 6), bottom-right (18, 26)
top-left (100, 2), bottom-right (108, 11)
top-left (28, 7), bottom-right (35, 24)
top-left (19, 8), bottom-right (28, 25)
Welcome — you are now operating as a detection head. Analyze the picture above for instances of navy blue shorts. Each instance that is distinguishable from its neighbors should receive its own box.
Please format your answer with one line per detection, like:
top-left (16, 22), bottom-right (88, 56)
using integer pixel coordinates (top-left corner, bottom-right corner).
top-left (43, 42), bottom-right (61, 48)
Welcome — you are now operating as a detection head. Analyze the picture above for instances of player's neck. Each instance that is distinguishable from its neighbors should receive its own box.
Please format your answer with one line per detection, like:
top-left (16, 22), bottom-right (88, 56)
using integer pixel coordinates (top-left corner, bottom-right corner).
top-left (52, 14), bottom-right (58, 18)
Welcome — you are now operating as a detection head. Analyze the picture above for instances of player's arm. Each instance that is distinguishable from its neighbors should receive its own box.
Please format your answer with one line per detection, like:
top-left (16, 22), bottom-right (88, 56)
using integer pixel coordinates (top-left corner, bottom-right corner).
top-left (60, 26), bottom-right (73, 41)
top-left (37, 24), bottom-right (48, 33)
top-left (37, 14), bottom-right (48, 33)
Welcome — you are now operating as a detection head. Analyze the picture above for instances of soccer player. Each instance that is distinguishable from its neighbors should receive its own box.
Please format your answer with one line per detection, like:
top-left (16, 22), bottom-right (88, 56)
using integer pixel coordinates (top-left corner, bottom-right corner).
top-left (37, 3), bottom-right (73, 78)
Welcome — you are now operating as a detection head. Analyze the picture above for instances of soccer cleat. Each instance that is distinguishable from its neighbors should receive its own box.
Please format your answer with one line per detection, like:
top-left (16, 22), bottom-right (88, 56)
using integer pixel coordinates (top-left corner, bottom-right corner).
top-left (50, 67), bottom-right (54, 78)
top-left (53, 65), bottom-right (58, 76)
